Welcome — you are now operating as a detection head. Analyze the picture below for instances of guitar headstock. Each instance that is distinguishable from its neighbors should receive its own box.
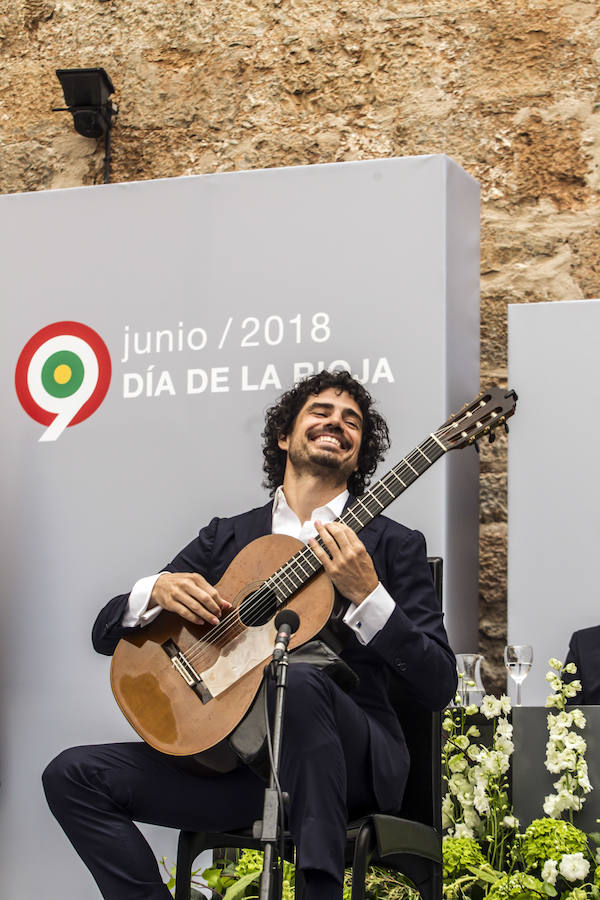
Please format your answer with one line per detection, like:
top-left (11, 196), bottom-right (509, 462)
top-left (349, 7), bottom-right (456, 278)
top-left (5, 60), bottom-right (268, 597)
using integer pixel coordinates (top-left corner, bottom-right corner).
top-left (436, 388), bottom-right (518, 451)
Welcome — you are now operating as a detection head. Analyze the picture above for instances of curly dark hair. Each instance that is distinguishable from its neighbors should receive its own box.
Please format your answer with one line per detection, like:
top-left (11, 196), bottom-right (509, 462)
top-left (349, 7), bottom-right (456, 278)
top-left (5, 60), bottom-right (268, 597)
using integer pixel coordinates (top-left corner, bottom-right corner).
top-left (262, 370), bottom-right (390, 496)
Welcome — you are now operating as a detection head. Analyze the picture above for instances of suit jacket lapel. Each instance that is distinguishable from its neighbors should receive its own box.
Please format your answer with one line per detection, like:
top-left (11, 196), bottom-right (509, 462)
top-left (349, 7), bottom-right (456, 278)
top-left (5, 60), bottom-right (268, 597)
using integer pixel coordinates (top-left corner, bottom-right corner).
top-left (233, 500), bottom-right (273, 552)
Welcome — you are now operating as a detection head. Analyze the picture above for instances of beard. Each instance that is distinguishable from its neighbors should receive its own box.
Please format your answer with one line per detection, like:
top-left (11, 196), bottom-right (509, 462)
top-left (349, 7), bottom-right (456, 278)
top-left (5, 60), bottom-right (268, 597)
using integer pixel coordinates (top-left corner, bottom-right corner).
top-left (286, 438), bottom-right (356, 482)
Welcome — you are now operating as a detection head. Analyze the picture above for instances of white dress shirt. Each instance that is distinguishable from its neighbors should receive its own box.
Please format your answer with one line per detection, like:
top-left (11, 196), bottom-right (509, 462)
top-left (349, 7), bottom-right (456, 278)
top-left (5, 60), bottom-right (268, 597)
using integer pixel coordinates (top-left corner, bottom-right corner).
top-left (123, 487), bottom-right (395, 644)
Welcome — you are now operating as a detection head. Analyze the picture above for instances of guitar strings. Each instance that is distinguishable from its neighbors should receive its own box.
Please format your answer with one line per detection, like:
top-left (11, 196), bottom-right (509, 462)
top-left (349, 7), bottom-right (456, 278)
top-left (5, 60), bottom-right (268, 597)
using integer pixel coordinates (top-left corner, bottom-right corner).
top-left (181, 430), bottom-right (450, 669)
top-left (186, 397), bottom-right (505, 664)
top-left (182, 427), bottom-right (460, 668)
top-left (181, 425), bottom-right (460, 669)
top-left (182, 396), bottom-right (502, 669)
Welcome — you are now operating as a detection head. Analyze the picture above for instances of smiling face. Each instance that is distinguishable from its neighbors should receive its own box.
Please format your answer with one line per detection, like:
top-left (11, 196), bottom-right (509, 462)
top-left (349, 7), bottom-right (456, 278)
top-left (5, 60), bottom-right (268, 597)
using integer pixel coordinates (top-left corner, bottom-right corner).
top-left (277, 387), bottom-right (364, 485)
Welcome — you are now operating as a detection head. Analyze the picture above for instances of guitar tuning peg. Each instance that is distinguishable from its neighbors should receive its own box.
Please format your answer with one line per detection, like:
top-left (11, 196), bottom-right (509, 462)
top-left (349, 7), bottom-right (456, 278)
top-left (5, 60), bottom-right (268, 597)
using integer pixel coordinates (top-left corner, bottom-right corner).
top-left (488, 430), bottom-right (496, 444)
top-left (504, 422), bottom-right (509, 435)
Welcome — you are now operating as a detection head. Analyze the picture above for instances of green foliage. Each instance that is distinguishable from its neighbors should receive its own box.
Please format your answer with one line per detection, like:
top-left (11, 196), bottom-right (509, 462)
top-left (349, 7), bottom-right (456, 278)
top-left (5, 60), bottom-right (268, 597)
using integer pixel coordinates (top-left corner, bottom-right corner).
top-left (362, 867), bottom-right (420, 899)
top-left (222, 870), bottom-right (261, 900)
top-left (485, 872), bottom-right (549, 899)
top-left (165, 848), bottom-right (419, 900)
top-left (230, 849), bottom-right (263, 878)
top-left (519, 819), bottom-right (589, 871)
top-left (200, 851), bottom-right (238, 896)
top-left (205, 849), bottom-right (295, 900)
top-left (443, 837), bottom-right (487, 882)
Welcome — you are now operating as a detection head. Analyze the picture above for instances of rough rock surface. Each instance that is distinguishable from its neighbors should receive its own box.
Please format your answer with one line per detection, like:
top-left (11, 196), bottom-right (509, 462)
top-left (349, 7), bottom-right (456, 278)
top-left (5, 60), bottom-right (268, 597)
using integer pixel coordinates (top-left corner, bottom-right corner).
top-left (4, 0), bottom-right (600, 691)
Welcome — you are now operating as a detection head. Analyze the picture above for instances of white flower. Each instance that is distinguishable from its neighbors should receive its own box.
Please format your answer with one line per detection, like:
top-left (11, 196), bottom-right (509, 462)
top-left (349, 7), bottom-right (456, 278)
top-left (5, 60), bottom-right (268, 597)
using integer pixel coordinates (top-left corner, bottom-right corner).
top-left (481, 749), bottom-right (509, 776)
top-left (553, 711), bottom-right (573, 729)
top-left (454, 822), bottom-right (474, 839)
top-left (578, 772), bottom-right (592, 793)
top-left (565, 732), bottom-right (586, 753)
top-left (543, 794), bottom-right (561, 818)
top-left (457, 790), bottom-right (475, 808)
top-left (558, 852), bottom-right (589, 882)
top-left (546, 694), bottom-right (562, 709)
top-left (449, 755), bottom-right (468, 773)
top-left (480, 695), bottom-right (502, 719)
top-left (549, 658), bottom-right (563, 670)
top-left (471, 766), bottom-right (490, 789)
top-left (552, 788), bottom-right (582, 812)
top-left (496, 718), bottom-right (513, 739)
top-left (576, 760), bottom-right (593, 793)
top-left (546, 673), bottom-right (562, 690)
top-left (545, 747), bottom-right (577, 774)
top-left (541, 859), bottom-right (558, 885)
top-left (564, 662), bottom-right (577, 675)
top-left (502, 815), bottom-right (519, 828)
top-left (595, 847), bottom-right (600, 865)
top-left (494, 734), bottom-right (514, 756)
top-left (448, 773), bottom-right (470, 795)
top-left (499, 694), bottom-right (512, 714)
top-left (463, 807), bottom-right (481, 829)
top-left (571, 708), bottom-right (586, 728)
top-left (441, 794), bottom-right (454, 829)
top-left (464, 704), bottom-right (479, 716)
top-left (473, 784), bottom-right (490, 816)
top-left (564, 681), bottom-right (582, 698)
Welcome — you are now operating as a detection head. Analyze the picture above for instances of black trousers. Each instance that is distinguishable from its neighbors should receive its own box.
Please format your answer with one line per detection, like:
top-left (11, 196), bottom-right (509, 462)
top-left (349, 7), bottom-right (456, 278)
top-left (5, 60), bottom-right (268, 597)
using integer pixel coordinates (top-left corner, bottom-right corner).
top-left (43, 664), bottom-right (389, 900)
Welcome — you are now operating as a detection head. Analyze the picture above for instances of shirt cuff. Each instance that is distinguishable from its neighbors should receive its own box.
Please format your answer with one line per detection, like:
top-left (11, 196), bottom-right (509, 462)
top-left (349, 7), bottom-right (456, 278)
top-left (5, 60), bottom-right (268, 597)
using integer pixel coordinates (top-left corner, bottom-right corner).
top-left (342, 582), bottom-right (395, 645)
top-left (122, 574), bottom-right (165, 628)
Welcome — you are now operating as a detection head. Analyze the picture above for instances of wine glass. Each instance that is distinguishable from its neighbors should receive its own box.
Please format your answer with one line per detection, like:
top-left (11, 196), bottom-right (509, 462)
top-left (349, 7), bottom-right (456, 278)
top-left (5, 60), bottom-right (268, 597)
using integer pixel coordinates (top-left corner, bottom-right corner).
top-left (455, 654), bottom-right (486, 707)
top-left (504, 644), bottom-right (533, 706)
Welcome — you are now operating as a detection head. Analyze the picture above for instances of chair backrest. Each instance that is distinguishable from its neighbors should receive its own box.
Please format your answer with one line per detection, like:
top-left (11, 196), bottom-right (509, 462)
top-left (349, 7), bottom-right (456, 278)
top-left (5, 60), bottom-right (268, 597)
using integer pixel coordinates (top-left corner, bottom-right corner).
top-left (386, 557), bottom-right (443, 830)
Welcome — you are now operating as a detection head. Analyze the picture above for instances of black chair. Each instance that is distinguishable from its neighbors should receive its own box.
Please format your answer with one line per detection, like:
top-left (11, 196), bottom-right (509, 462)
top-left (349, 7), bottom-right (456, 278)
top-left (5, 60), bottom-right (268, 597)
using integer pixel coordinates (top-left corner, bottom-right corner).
top-left (175, 558), bottom-right (444, 900)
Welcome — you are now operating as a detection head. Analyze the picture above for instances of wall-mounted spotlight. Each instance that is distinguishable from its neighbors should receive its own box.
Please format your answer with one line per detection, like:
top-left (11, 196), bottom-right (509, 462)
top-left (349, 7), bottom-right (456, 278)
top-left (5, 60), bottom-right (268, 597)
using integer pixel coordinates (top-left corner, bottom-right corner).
top-left (53, 68), bottom-right (117, 184)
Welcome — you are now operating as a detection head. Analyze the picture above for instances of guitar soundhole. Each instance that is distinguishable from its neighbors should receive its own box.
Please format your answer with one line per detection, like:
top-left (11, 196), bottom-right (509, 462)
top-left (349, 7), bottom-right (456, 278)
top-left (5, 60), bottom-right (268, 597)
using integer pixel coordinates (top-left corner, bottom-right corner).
top-left (238, 585), bottom-right (278, 627)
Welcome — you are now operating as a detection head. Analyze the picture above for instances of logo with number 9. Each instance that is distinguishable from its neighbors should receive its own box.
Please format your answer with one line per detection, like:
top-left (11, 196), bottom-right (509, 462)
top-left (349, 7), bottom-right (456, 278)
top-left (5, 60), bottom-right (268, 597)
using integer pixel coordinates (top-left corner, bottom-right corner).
top-left (15, 322), bottom-right (111, 442)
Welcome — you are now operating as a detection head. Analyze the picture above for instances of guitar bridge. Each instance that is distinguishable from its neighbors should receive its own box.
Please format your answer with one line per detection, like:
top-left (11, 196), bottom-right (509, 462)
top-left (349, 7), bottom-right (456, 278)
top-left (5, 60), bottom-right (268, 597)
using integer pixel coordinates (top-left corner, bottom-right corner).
top-left (162, 638), bottom-right (213, 703)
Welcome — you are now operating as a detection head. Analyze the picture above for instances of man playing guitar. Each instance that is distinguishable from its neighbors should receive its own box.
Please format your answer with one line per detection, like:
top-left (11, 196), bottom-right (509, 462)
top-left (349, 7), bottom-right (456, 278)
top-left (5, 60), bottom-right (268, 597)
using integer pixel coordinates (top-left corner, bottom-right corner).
top-left (43, 370), bottom-right (457, 900)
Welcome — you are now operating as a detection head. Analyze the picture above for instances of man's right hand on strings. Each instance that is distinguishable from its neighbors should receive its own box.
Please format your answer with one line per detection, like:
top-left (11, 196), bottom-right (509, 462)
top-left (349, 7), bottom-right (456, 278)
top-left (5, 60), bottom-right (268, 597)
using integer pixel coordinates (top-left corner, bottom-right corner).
top-left (149, 572), bottom-right (231, 625)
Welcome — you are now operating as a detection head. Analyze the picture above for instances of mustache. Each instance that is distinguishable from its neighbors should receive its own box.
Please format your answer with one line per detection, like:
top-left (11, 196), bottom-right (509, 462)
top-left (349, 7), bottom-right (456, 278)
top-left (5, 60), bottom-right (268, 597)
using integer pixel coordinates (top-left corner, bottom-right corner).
top-left (308, 426), bottom-right (349, 449)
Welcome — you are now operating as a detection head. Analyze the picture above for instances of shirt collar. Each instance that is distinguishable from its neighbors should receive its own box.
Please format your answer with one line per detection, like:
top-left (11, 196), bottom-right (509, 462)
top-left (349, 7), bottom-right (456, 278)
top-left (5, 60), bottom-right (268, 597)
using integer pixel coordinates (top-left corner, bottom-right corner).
top-left (272, 485), bottom-right (349, 522)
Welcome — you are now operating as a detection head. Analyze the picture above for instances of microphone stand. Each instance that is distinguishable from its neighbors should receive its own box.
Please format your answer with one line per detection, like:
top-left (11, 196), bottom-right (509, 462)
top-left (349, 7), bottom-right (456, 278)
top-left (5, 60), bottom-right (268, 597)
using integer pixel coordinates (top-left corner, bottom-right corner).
top-left (254, 611), bottom-right (299, 900)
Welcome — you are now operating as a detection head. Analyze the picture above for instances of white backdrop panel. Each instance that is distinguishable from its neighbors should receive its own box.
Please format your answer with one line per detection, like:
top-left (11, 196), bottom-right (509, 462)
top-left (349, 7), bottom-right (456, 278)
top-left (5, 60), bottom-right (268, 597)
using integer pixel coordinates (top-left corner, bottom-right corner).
top-left (1, 155), bottom-right (479, 899)
top-left (508, 299), bottom-right (600, 705)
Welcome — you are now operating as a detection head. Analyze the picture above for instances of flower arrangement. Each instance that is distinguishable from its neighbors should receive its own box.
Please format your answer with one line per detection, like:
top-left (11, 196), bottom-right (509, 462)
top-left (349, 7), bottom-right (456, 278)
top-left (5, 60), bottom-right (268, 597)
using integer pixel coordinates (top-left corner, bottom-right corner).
top-left (442, 659), bottom-right (600, 900)
top-left (543, 659), bottom-right (591, 820)
top-left (165, 659), bottom-right (598, 900)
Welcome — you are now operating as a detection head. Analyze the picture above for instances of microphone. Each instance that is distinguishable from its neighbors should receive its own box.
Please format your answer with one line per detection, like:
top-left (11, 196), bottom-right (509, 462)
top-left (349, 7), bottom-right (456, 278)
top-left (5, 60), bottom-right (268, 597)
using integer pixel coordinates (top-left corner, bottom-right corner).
top-left (272, 610), bottom-right (300, 661)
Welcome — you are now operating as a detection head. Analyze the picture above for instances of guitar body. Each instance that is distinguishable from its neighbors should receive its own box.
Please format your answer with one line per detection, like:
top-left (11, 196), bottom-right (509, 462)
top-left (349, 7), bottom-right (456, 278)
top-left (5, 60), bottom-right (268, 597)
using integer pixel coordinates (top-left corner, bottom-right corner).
top-left (110, 387), bottom-right (518, 761)
top-left (110, 533), bottom-right (334, 756)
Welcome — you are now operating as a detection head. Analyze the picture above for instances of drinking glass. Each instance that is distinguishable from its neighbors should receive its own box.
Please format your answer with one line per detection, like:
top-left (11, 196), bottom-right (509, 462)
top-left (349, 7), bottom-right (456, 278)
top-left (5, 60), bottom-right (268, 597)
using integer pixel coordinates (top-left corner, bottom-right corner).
top-left (504, 644), bottom-right (533, 706)
top-left (455, 653), bottom-right (486, 707)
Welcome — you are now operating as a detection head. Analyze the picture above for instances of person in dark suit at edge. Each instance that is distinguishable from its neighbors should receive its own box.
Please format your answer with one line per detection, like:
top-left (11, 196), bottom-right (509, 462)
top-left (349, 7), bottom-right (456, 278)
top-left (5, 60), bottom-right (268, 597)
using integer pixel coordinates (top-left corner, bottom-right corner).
top-left (43, 370), bottom-right (457, 900)
top-left (564, 626), bottom-right (600, 704)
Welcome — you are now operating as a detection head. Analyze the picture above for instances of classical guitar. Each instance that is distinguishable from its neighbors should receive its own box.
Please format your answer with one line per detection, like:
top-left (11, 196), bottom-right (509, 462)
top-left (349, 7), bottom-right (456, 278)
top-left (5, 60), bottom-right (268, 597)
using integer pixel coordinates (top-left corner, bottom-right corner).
top-left (111, 387), bottom-right (517, 757)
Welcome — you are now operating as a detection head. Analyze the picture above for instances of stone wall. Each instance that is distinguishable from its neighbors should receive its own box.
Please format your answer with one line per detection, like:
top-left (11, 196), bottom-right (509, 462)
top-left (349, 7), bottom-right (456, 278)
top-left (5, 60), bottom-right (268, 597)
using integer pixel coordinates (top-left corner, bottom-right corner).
top-left (3, 0), bottom-right (600, 692)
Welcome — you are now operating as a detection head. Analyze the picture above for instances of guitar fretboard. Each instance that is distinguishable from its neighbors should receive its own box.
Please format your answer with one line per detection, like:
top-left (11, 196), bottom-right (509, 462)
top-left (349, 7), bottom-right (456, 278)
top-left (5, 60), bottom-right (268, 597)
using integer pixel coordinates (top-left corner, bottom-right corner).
top-left (264, 432), bottom-right (447, 606)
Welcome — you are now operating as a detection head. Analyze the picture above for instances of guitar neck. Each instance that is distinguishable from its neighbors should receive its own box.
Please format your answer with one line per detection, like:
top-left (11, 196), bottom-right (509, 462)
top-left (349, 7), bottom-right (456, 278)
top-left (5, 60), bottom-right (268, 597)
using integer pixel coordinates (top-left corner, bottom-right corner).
top-left (268, 432), bottom-right (447, 607)
top-left (339, 433), bottom-right (446, 533)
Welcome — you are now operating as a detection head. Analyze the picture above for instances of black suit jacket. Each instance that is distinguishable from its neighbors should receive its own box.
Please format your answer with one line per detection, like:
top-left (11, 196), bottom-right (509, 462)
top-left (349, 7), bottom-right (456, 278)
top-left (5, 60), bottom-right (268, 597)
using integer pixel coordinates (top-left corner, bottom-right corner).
top-left (565, 625), bottom-right (600, 704)
top-left (93, 501), bottom-right (457, 812)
